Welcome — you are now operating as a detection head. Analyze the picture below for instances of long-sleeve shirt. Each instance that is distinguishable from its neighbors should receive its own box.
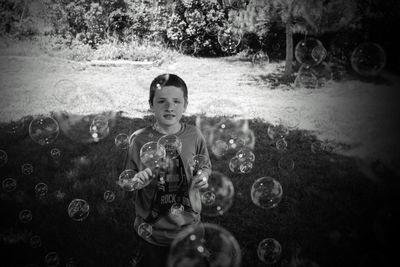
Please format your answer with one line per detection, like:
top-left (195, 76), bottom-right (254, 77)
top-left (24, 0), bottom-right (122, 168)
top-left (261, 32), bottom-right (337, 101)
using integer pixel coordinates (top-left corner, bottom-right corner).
top-left (124, 123), bottom-right (211, 246)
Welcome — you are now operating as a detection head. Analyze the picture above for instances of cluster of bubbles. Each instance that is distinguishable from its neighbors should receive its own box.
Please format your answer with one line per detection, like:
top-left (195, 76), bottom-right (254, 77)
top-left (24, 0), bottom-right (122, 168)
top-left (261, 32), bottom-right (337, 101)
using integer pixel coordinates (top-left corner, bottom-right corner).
top-left (179, 39), bottom-right (199, 56)
top-left (294, 36), bottom-right (387, 90)
top-left (294, 37), bottom-right (331, 89)
top-left (168, 223), bottom-right (241, 267)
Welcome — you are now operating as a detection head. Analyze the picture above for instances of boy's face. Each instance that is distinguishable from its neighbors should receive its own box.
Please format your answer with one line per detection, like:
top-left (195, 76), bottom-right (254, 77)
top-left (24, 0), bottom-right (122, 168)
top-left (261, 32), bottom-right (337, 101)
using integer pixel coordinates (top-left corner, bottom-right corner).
top-left (150, 85), bottom-right (187, 128)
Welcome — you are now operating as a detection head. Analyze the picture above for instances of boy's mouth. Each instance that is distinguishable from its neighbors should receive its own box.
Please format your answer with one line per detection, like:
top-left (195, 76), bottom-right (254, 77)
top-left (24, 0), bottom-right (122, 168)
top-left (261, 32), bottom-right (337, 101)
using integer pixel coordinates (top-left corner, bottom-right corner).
top-left (163, 114), bottom-right (175, 120)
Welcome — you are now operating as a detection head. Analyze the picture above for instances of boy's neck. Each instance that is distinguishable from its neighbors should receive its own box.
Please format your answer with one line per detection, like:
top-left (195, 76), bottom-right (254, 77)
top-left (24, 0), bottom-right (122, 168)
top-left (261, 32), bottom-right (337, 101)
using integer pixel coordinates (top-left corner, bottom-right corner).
top-left (153, 121), bottom-right (182, 135)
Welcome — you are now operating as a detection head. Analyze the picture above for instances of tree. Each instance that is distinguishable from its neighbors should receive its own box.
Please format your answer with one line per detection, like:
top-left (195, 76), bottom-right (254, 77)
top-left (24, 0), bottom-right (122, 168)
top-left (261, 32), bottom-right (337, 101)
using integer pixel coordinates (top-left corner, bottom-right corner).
top-left (238, 0), bottom-right (358, 79)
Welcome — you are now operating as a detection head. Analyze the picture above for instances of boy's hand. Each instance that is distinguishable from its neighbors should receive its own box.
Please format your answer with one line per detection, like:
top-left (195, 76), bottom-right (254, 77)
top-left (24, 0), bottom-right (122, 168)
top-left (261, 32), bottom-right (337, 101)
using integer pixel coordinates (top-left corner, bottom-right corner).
top-left (192, 171), bottom-right (209, 190)
top-left (133, 168), bottom-right (153, 187)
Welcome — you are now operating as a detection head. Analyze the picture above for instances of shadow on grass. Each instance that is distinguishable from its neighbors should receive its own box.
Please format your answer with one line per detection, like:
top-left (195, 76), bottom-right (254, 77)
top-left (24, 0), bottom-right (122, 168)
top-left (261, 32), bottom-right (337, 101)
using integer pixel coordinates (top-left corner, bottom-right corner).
top-left (0, 112), bottom-right (398, 267)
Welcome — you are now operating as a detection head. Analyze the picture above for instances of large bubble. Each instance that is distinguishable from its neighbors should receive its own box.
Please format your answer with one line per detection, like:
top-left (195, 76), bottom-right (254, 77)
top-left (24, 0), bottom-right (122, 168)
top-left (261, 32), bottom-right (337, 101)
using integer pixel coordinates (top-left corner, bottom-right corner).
top-left (257, 238), bottom-right (282, 264)
top-left (67, 199), bottom-right (90, 221)
top-left (168, 223), bottom-right (241, 267)
top-left (29, 116), bottom-right (59, 146)
top-left (140, 141), bottom-right (166, 169)
top-left (351, 42), bottom-right (386, 76)
top-left (158, 134), bottom-right (182, 159)
top-left (199, 171), bottom-right (234, 217)
top-left (295, 37), bottom-right (327, 66)
top-left (251, 177), bottom-right (283, 209)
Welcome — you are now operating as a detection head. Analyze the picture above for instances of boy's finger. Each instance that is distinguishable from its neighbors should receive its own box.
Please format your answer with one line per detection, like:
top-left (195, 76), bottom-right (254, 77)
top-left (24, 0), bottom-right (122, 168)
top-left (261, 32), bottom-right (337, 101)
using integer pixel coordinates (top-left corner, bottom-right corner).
top-left (144, 168), bottom-right (153, 177)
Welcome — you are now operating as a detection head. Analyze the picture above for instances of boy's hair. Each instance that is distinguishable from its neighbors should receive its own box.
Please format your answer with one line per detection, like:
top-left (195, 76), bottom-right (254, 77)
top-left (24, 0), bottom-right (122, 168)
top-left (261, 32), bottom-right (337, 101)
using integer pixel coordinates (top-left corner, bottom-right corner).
top-left (149, 74), bottom-right (188, 105)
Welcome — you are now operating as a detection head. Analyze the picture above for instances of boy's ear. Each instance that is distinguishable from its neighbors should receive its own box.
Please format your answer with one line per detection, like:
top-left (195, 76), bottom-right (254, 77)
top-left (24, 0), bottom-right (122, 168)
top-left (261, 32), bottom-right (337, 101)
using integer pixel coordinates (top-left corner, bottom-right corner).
top-left (184, 99), bottom-right (188, 112)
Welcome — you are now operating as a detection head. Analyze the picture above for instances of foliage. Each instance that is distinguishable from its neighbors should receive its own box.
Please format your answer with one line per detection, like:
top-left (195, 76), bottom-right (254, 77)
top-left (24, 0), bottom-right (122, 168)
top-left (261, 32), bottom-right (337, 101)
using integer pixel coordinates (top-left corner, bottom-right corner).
top-left (167, 0), bottom-right (227, 56)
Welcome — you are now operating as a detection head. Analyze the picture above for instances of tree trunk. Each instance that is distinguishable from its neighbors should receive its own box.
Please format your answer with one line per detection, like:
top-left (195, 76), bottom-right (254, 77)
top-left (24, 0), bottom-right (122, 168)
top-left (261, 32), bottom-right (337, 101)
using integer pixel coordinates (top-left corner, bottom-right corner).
top-left (284, 15), bottom-right (293, 78)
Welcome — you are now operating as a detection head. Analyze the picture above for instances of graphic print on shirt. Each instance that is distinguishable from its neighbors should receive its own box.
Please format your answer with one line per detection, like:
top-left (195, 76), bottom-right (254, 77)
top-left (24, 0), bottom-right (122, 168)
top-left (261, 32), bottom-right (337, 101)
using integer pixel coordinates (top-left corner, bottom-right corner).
top-left (146, 154), bottom-right (192, 222)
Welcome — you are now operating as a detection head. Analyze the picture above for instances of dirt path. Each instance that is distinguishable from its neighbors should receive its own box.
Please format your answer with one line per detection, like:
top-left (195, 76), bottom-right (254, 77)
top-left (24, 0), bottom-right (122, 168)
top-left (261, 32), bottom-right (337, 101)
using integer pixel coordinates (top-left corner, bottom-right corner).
top-left (1, 54), bottom-right (400, 171)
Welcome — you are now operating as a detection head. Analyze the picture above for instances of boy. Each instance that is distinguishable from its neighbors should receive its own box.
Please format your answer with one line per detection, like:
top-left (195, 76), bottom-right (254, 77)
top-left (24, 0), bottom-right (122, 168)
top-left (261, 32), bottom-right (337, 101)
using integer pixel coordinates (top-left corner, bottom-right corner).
top-left (124, 73), bottom-right (211, 267)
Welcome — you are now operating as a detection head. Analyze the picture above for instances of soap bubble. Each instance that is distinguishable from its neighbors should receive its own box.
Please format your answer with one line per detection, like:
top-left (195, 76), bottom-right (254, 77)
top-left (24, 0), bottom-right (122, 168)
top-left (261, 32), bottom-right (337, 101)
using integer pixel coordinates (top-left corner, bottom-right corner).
top-left (158, 134), bottom-right (182, 159)
top-left (115, 133), bottom-right (129, 150)
top-left (138, 222), bottom-right (153, 239)
top-left (351, 42), bottom-right (386, 76)
top-left (168, 222), bottom-right (241, 267)
top-left (2, 178), bottom-right (17, 192)
top-left (280, 107), bottom-right (300, 130)
top-left (117, 169), bottom-right (140, 192)
top-left (89, 115), bottom-right (109, 142)
top-left (0, 149), bottom-right (7, 167)
top-left (200, 172), bottom-right (234, 217)
top-left (257, 238), bottom-right (282, 264)
top-left (65, 258), bottom-right (77, 267)
top-left (188, 154), bottom-right (210, 176)
top-left (211, 139), bottom-right (229, 157)
top-left (295, 37), bottom-right (326, 66)
top-left (179, 39), bottom-right (197, 55)
top-left (140, 141), bottom-right (166, 169)
top-left (21, 163), bottom-right (34, 176)
top-left (29, 116), bottom-right (59, 145)
top-left (201, 191), bottom-right (216, 206)
top-left (44, 251), bottom-right (60, 267)
top-left (239, 160), bottom-right (253, 173)
top-left (276, 138), bottom-right (288, 151)
top-left (229, 156), bottom-right (241, 174)
top-left (29, 235), bottom-right (42, 248)
top-left (107, 20), bottom-right (132, 42)
top-left (218, 28), bottom-right (241, 54)
top-left (170, 203), bottom-right (185, 216)
top-left (34, 182), bottom-right (48, 199)
top-left (53, 79), bottom-right (79, 107)
top-left (103, 190), bottom-right (116, 203)
top-left (50, 148), bottom-right (61, 160)
top-left (294, 65), bottom-right (319, 89)
top-left (19, 209), bottom-right (33, 223)
top-left (236, 147), bottom-right (255, 162)
top-left (310, 62), bottom-right (333, 87)
top-left (68, 199), bottom-right (90, 221)
top-left (251, 177), bottom-right (283, 209)
top-left (252, 51), bottom-right (270, 68)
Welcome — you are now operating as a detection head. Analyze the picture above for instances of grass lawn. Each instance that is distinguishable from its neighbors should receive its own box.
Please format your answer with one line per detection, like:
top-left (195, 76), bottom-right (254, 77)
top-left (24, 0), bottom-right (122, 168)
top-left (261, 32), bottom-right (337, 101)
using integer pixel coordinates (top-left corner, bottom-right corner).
top-left (0, 40), bottom-right (399, 266)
